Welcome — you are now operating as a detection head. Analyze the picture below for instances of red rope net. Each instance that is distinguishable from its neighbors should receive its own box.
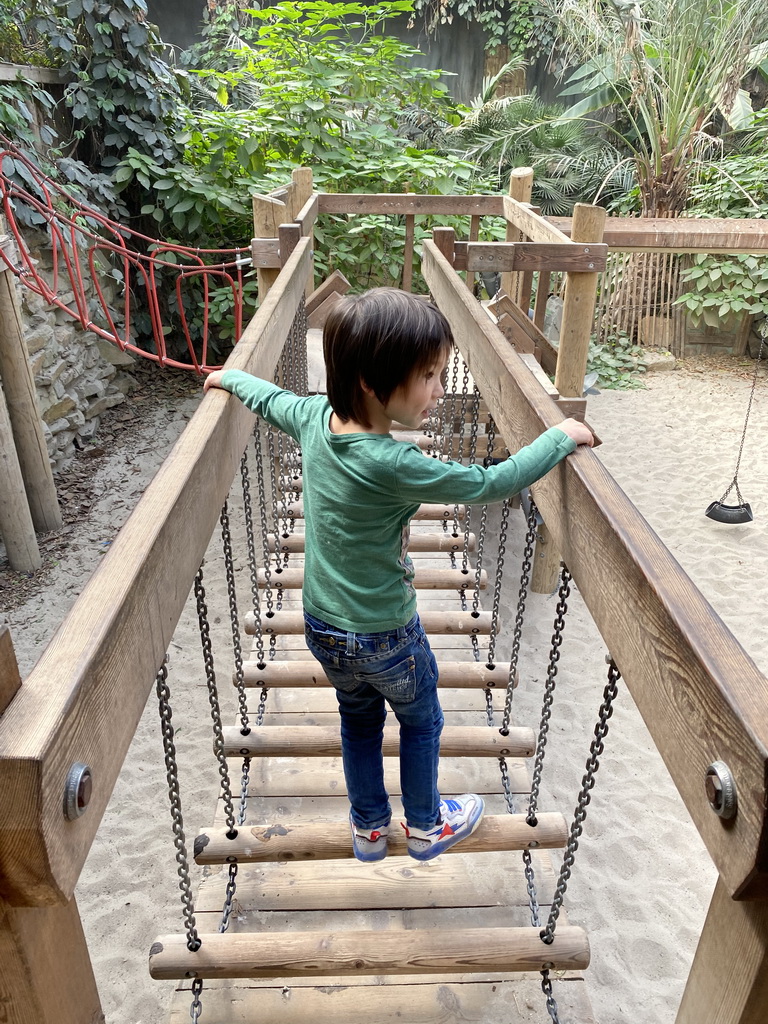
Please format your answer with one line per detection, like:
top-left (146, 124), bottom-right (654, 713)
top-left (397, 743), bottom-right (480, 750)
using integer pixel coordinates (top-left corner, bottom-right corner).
top-left (0, 140), bottom-right (253, 373)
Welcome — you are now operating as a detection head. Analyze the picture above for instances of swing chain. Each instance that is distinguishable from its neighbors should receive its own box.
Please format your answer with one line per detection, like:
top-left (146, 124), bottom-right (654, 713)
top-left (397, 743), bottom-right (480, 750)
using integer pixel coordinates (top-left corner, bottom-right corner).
top-left (219, 861), bottom-right (239, 933)
top-left (527, 564), bottom-right (572, 825)
top-left (500, 497), bottom-right (538, 735)
top-left (194, 567), bottom-right (238, 838)
top-left (189, 978), bottom-right (204, 1023)
top-left (156, 658), bottom-right (202, 952)
top-left (718, 324), bottom-right (766, 505)
top-left (541, 660), bottom-right (622, 945)
top-left (220, 501), bottom-right (250, 735)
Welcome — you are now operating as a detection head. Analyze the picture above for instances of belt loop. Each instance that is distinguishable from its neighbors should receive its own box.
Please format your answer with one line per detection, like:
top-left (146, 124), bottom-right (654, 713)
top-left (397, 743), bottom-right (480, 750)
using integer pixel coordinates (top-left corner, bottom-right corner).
top-left (397, 623), bottom-right (407, 640)
top-left (346, 631), bottom-right (356, 655)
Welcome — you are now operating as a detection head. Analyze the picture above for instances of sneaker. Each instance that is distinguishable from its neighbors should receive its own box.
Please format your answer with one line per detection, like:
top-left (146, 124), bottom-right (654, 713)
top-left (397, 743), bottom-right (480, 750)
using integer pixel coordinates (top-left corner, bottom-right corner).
top-left (402, 794), bottom-right (485, 861)
top-left (350, 817), bottom-right (389, 862)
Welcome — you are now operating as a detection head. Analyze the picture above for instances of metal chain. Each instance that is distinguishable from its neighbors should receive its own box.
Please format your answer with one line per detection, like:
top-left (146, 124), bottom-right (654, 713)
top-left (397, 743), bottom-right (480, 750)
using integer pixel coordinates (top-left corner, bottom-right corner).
top-left (189, 978), bottom-right (203, 1023)
top-left (471, 415), bottom-right (497, 617)
top-left (155, 658), bottom-right (202, 952)
top-left (238, 756), bottom-right (251, 825)
top-left (527, 564), bottom-right (572, 826)
top-left (541, 659), bottom-right (621, 944)
top-left (718, 324), bottom-right (766, 505)
top-left (255, 419), bottom-right (276, 616)
top-left (461, 386), bottom-right (481, 572)
top-left (256, 684), bottom-right (270, 726)
top-left (219, 861), bottom-right (239, 933)
top-left (486, 497), bottom-right (510, 667)
top-left (220, 501), bottom-right (250, 736)
top-left (500, 498), bottom-right (538, 735)
top-left (194, 567), bottom-right (238, 838)
top-left (541, 970), bottom-right (561, 1024)
top-left (240, 448), bottom-right (266, 665)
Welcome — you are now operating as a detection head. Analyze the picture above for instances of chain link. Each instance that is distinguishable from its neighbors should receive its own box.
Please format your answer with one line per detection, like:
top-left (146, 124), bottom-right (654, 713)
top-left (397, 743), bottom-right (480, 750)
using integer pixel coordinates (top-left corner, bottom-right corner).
top-left (541, 970), bottom-right (561, 1024)
top-left (253, 418), bottom-right (274, 620)
top-left (220, 501), bottom-right (250, 736)
top-left (486, 495), bottom-right (510, 667)
top-left (500, 497), bottom-right (538, 735)
top-left (219, 860), bottom-right (239, 933)
top-left (541, 659), bottom-right (621, 944)
top-left (527, 564), bottom-right (572, 826)
top-left (155, 658), bottom-right (201, 952)
top-left (194, 567), bottom-right (238, 838)
top-left (240, 449), bottom-right (266, 665)
top-left (189, 978), bottom-right (203, 1023)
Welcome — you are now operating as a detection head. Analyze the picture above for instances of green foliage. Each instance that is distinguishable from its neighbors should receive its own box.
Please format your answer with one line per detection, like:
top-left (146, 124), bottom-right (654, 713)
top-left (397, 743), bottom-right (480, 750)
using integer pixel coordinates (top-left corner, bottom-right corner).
top-left (442, 91), bottom-right (632, 214)
top-left (413, 0), bottom-right (557, 62)
top-left (587, 333), bottom-right (647, 390)
top-left (31, 0), bottom-right (183, 168)
top-left (677, 254), bottom-right (768, 327)
top-left (552, 0), bottom-right (768, 216)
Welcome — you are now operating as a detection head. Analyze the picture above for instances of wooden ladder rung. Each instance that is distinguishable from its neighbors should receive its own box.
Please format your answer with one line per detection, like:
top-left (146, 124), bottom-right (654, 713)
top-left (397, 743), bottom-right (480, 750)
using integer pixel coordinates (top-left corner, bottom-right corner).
top-left (149, 925), bottom-right (589, 980)
top-left (416, 434), bottom-right (508, 459)
top-left (244, 609), bottom-right (493, 636)
top-left (221, 724), bottom-right (534, 758)
top-left (256, 567), bottom-right (487, 590)
top-left (276, 501), bottom-right (466, 521)
top-left (194, 812), bottom-right (567, 864)
top-left (268, 530), bottom-right (477, 553)
top-left (237, 659), bottom-right (516, 688)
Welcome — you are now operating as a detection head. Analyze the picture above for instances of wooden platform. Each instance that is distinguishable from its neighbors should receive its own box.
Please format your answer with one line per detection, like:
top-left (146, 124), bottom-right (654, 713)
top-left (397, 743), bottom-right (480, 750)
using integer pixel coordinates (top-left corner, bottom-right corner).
top-left (165, 440), bottom-right (595, 1024)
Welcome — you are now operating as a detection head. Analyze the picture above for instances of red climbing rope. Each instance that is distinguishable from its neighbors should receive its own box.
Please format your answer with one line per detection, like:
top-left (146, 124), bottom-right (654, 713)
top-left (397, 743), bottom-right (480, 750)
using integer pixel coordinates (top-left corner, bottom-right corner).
top-left (0, 139), bottom-right (253, 373)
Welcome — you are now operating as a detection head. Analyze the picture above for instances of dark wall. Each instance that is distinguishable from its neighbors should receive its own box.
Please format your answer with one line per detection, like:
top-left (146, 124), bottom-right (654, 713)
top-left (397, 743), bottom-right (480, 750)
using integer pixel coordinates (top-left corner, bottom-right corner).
top-left (146, 2), bottom-right (489, 103)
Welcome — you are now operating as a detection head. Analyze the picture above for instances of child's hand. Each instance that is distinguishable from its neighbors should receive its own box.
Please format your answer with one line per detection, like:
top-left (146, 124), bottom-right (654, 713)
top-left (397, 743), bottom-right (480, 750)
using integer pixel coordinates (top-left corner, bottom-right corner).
top-left (204, 370), bottom-right (226, 393)
top-left (559, 418), bottom-right (594, 447)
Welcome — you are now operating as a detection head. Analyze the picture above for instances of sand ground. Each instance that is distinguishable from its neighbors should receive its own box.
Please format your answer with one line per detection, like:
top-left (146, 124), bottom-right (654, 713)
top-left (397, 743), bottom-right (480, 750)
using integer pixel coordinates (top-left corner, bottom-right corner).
top-left (3, 353), bottom-right (767, 1024)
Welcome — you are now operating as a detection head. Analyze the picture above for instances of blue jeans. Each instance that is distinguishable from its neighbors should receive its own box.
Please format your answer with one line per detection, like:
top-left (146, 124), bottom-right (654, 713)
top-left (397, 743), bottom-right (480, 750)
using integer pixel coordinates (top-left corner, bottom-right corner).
top-left (304, 611), bottom-right (443, 831)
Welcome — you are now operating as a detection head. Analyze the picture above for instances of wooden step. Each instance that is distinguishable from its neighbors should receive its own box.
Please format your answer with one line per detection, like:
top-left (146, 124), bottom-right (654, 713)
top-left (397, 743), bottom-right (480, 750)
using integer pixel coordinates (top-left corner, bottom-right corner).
top-left (416, 434), bottom-right (507, 459)
top-left (194, 812), bottom-right (566, 864)
top-left (257, 567), bottom-right (487, 590)
top-left (268, 530), bottom-right (477, 553)
top-left (168, 976), bottom-right (593, 1024)
top-left (149, 925), bottom-right (589, 980)
top-left (245, 609), bottom-right (493, 636)
top-left (221, 724), bottom-right (534, 758)
top-left (276, 501), bottom-right (466, 521)
top-left (238, 659), bottom-right (515, 688)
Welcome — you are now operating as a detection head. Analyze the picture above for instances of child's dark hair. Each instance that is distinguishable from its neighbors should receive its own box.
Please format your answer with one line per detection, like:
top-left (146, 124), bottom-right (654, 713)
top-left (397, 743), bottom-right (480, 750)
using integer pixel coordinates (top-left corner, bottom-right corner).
top-left (323, 288), bottom-right (454, 427)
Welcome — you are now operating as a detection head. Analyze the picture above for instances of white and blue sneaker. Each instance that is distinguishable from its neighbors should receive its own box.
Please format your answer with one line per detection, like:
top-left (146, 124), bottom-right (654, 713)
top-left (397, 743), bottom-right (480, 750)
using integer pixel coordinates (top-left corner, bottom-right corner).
top-left (350, 817), bottom-right (389, 862)
top-left (402, 794), bottom-right (485, 861)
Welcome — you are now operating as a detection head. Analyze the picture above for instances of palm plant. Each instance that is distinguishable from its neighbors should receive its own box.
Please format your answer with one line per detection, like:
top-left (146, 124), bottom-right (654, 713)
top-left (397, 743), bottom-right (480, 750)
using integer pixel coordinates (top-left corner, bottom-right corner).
top-left (553, 0), bottom-right (768, 216)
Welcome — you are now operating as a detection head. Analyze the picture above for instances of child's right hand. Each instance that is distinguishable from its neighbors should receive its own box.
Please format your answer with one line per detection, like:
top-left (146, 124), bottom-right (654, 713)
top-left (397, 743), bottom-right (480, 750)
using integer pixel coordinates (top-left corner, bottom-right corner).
top-left (558, 418), bottom-right (594, 447)
top-left (203, 370), bottom-right (226, 393)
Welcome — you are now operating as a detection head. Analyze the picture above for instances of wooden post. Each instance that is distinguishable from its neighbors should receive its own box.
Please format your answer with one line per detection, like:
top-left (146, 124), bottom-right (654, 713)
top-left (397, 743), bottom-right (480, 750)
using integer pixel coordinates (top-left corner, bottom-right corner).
top-left (533, 203), bottom-right (605, 594)
top-left (291, 167), bottom-right (315, 298)
top-left (554, 203), bottom-right (606, 398)
top-left (500, 168), bottom-right (533, 303)
top-left (432, 227), bottom-right (456, 265)
top-left (465, 214), bottom-right (481, 293)
top-left (0, 243), bottom-right (61, 534)
top-left (0, 895), bottom-right (104, 1024)
top-left (0, 378), bottom-right (41, 572)
top-left (676, 879), bottom-right (768, 1024)
top-left (0, 624), bottom-right (22, 715)
top-left (402, 214), bottom-right (415, 292)
top-left (252, 194), bottom-right (287, 301)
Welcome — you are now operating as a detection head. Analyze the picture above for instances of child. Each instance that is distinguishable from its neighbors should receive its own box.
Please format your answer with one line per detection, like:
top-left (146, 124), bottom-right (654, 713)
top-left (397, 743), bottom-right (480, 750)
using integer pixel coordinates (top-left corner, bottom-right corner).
top-left (204, 288), bottom-right (593, 863)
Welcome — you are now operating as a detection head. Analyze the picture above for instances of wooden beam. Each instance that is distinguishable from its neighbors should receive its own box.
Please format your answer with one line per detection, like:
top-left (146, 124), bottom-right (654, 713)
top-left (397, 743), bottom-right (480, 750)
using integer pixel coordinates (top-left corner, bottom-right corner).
top-left (305, 269), bottom-right (351, 315)
top-left (0, 625), bottom-right (21, 717)
top-left (318, 194), bottom-right (504, 217)
top-left (250, 238), bottom-right (282, 269)
top-left (194, 813), bottom-right (567, 863)
top-left (423, 238), bottom-right (768, 899)
top-left (0, 895), bottom-right (103, 1024)
top-left (677, 879), bottom-right (768, 1024)
top-left (252, 194), bottom-right (286, 299)
top-left (0, 240), bottom-right (313, 907)
top-left (550, 216), bottom-right (768, 253)
top-left (267, 531), bottom-right (476, 553)
top-left (461, 241), bottom-right (608, 273)
top-left (294, 193), bottom-right (319, 237)
top-left (503, 196), bottom-right (572, 245)
top-left (256, 567), bottom-right (487, 589)
top-left (0, 255), bottom-right (61, 533)
top-left (501, 168), bottom-right (533, 302)
top-left (486, 294), bottom-right (558, 376)
top-left (149, 926), bottom-right (590, 979)
top-left (0, 378), bottom-right (41, 573)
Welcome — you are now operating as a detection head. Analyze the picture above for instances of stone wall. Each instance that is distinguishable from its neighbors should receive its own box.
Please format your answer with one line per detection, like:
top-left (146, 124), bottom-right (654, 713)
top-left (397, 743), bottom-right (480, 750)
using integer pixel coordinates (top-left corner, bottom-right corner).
top-left (16, 230), bottom-right (135, 471)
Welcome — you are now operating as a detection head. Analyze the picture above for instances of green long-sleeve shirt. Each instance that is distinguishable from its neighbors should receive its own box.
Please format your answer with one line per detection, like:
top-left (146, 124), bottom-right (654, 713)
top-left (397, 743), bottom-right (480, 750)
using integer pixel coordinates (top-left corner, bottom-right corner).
top-left (221, 369), bottom-right (576, 631)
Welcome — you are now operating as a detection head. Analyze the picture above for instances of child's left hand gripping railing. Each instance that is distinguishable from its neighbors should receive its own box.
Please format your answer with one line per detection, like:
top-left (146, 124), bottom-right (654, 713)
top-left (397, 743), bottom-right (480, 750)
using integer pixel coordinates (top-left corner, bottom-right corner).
top-left (0, 235), bottom-right (313, 1023)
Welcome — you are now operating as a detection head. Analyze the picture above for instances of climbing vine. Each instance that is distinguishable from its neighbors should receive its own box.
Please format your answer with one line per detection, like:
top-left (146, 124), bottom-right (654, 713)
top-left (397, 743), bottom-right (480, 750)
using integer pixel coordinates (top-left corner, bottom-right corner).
top-left (412, 0), bottom-right (558, 61)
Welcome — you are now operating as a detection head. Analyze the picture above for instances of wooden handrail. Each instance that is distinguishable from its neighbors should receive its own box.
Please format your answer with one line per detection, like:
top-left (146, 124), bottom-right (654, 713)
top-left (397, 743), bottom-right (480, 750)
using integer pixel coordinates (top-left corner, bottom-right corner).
top-left (551, 216), bottom-right (768, 253)
top-left (0, 239), bottom-right (313, 907)
top-left (422, 238), bottom-right (768, 900)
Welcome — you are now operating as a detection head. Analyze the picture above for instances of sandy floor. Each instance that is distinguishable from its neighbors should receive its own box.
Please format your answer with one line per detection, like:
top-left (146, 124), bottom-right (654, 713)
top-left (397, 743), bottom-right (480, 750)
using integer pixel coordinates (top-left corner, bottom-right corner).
top-left (3, 353), bottom-right (767, 1024)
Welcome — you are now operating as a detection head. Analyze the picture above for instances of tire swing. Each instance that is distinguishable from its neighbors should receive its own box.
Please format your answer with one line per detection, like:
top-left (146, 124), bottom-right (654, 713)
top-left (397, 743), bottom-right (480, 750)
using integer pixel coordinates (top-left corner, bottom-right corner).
top-left (705, 321), bottom-right (766, 524)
